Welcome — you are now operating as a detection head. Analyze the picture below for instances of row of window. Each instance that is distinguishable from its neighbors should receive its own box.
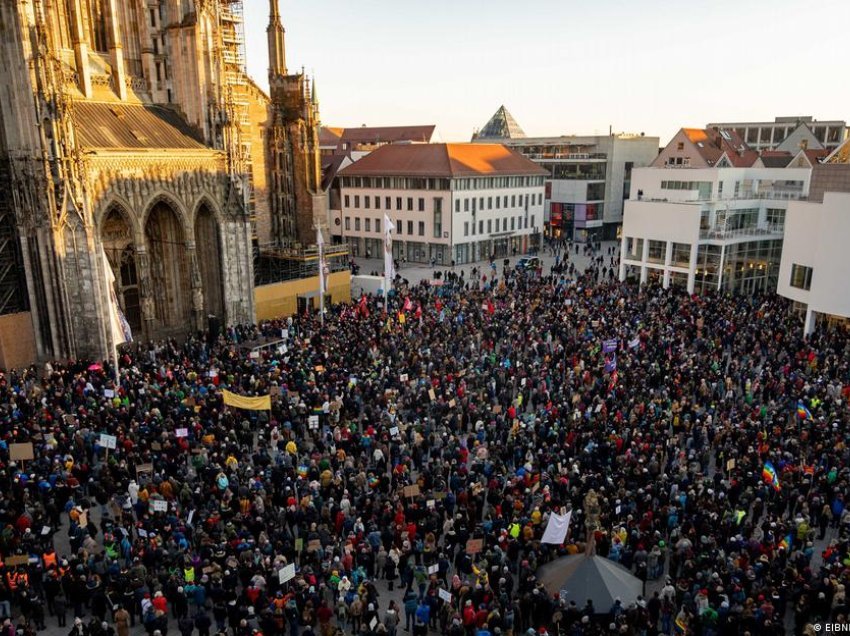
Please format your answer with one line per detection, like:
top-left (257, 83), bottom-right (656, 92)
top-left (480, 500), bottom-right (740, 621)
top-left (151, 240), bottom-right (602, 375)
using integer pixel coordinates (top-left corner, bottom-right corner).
top-left (463, 215), bottom-right (535, 237)
top-left (343, 193), bottom-right (544, 214)
top-left (340, 176), bottom-right (545, 190)
top-left (624, 237), bottom-right (691, 266)
top-left (344, 217), bottom-right (437, 239)
top-left (455, 192), bottom-right (542, 213)
top-left (660, 180), bottom-right (712, 191)
top-left (343, 194), bottom-right (443, 213)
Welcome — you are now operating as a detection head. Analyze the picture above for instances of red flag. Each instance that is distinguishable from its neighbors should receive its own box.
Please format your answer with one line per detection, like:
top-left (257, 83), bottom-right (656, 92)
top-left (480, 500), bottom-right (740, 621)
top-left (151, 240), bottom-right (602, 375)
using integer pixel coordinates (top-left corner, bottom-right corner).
top-left (403, 297), bottom-right (412, 311)
top-left (435, 298), bottom-right (442, 312)
top-left (487, 300), bottom-right (495, 315)
top-left (415, 303), bottom-right (422, 319)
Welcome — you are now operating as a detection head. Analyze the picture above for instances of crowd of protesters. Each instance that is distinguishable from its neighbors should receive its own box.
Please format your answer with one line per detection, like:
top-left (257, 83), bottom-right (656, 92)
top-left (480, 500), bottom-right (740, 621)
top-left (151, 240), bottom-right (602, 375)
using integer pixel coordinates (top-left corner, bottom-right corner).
top-left (0, 245), bottom-right (848, 636)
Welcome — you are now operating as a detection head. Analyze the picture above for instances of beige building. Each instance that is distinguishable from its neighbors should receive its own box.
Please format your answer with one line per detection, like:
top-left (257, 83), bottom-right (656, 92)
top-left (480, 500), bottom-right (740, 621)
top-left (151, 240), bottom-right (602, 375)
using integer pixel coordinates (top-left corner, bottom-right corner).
top-left (335, 143), bottom-right (546, 265)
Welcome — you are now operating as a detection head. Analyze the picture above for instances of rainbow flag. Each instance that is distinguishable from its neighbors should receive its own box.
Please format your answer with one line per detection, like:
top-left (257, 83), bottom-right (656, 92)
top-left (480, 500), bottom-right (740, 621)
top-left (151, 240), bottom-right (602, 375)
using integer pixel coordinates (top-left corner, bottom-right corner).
top-left (796, 401), bottom-right (812, 421)
top-left (778, 533), bottom-right (792, 551)
top-left (762, 462), bottom-right (781, 491)
top-left (674, 614), bottom-right (688, 635)
top-left (803, 465), bottom-right (815, 476)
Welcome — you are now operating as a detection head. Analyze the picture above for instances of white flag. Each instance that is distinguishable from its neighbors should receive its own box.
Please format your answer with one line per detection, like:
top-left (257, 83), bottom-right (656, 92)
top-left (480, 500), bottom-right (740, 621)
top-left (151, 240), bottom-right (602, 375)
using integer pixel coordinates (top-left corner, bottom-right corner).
top-left (101, 247), bottom-right (131, 344)
top-left (316, 227), bottom-right (327, 297)
top-left (383, 214), bottom-right (395, 285)
top-left (541, 510), bottom-right (572, 545)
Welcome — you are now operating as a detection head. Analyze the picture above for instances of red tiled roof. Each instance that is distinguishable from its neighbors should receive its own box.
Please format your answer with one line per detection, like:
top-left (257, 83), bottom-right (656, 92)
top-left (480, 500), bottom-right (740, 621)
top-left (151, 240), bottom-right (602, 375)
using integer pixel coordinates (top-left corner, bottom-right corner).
top-left (319, 127), bottom-right (345, 145)
top-left (338, 125), bottom-right (435, 146)
top-left (338, 143), bottom-right (547, 178)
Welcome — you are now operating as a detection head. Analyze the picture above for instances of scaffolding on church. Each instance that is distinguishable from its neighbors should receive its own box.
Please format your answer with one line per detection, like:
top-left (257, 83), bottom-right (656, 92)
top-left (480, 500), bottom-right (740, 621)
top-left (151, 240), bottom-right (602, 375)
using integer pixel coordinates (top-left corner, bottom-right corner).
top-left (0, 159), bottom-right (29, 316)
top-left (254, 242), bottom-right (349, 287)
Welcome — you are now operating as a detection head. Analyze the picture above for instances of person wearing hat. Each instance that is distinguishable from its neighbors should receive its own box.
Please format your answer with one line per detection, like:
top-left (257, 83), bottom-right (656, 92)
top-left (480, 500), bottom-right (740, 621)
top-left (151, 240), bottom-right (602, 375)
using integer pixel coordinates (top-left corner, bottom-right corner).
top-left (69, 617), bottom-right (88, 636)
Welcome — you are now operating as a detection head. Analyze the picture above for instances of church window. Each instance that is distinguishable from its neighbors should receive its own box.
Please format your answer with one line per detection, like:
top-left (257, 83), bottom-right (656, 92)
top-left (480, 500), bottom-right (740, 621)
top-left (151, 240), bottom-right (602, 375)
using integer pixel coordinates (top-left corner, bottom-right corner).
top-left (89, 0), bottom-right (109, 53)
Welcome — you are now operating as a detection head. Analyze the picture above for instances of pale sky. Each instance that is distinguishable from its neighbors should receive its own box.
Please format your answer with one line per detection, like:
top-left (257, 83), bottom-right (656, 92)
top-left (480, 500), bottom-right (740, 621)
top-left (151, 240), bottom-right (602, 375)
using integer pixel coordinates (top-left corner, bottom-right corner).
top-left (243, 0), bottom-right (850, 144)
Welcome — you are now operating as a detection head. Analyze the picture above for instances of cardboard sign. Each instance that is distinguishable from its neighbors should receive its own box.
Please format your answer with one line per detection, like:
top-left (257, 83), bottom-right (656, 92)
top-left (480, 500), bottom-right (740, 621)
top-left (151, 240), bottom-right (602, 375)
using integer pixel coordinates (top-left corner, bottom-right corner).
top-left (4, 555), bottom-right (29, 567)
top-left (438, 588), bottom-right (452, 602)
top-left (389, 426), bottom-right (399, 437)
top-left (400, 374), bottom-right (408, 382)
top-left (427, 564), bottom-right (438, 574)
top-left (40, 526), bottom-right (51, 536)
top-left (99, 434), bottom-right (117, 449)
top-left (403, 484), bottom-right (420, 498)
top-left (433, 492), bottom-right (448, 500)
top-left (9, 443), bottom-right (34, 461)
top-left (369, 618), bottom-right (378, 631)
top-left (295, 538), bottom-right (304, 553)
top-left (151, 442), bottom-right (162, 451)
top-left (186, 510), bottom-right (195, 526)
top-left (64, 414), bottom-right (76, 426)
top-left (151, 499), bottom-right (168, 512)
top-left (726, 458), bottom-right (736, 471)
top-left (136, 463), bottom-right (154, 477)
top-left (428, 389), bottom-right (436, 401)
top-left (175, 428), bottom-right (189, 438)
top-left (308, 415), bottom-right (319, 429)
top-left (104, 389), bottom-right (115, 398)
top-left (279, 563), bottom-right (296, 584)
top-left (249, 351), bottom-right (260, 359)
top-left (448, 399), bottom-right (456, 408)
top-left (465, 538), bottom-right (483, 554)
top-left (426, 499), bottom-right (435, 509)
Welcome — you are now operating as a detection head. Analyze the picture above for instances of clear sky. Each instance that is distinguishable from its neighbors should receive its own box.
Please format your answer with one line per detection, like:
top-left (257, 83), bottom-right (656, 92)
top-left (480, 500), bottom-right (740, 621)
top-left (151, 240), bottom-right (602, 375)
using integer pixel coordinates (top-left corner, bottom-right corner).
top-left (244, 0), bottom-right (850, 143)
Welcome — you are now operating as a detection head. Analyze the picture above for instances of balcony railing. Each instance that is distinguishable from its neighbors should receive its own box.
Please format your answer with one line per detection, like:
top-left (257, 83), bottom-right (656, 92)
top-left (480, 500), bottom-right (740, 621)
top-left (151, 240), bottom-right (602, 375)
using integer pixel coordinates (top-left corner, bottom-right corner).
top-left (699, 224), bottom-right (785, 240)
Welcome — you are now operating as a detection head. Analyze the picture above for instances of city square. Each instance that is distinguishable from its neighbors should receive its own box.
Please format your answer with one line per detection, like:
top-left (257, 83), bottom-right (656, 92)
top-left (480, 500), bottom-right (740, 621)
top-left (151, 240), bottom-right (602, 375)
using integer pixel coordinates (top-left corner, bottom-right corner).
top-left (0, 2), bottom-right (848, 636)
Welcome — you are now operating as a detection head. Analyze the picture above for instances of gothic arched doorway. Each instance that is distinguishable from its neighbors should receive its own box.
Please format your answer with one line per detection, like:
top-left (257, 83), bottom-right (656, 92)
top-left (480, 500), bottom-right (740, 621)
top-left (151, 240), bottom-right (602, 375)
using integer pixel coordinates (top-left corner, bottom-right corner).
top-left (145, 201), bottom-right (191, 333)
top-left (101, 207), bottom-right (142, 336)
top-left (194, 204), bottom-right (225, 319)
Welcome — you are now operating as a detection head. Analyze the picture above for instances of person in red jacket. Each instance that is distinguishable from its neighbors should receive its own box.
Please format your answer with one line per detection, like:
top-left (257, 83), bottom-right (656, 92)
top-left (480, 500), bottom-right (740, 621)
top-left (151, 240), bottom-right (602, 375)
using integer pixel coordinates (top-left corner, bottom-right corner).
top-left (152, 591), bottom-right (167, 613)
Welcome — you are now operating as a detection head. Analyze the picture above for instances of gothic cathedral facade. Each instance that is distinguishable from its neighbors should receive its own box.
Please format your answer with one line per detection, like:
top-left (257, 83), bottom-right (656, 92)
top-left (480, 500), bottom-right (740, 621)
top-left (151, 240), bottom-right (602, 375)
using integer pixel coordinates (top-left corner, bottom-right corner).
top-left (0, 0), bottom-right (325, 367)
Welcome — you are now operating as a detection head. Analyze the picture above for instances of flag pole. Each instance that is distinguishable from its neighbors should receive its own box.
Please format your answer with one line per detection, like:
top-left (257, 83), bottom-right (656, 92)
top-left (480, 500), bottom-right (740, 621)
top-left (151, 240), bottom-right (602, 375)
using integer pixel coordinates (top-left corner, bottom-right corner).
top-left (316, 225), bottom-right (325, 327)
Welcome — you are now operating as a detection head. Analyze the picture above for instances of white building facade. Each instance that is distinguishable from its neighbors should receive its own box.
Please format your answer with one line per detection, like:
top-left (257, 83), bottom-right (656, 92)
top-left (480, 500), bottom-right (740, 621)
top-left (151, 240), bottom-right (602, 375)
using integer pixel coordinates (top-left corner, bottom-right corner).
top-left (619, 166), bottom-right (811, 294)
top-left (778, 191), bottom-right (850, 334)
top-left (481, 134), bottom-right (660, 242)
top-left (334, 144), bottom-right (546, 265)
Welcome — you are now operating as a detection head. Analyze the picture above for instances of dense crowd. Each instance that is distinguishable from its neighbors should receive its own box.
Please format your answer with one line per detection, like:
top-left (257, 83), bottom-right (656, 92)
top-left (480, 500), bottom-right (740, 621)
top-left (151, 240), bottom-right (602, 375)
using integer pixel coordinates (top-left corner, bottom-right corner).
top-left (0, 246), bottom-right (848, 636)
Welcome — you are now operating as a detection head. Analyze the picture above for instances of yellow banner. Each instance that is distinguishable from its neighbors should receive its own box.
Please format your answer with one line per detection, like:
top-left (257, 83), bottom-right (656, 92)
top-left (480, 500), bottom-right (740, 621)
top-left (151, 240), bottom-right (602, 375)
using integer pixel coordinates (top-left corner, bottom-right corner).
top-left (222, 389), bottom-right (271, 411)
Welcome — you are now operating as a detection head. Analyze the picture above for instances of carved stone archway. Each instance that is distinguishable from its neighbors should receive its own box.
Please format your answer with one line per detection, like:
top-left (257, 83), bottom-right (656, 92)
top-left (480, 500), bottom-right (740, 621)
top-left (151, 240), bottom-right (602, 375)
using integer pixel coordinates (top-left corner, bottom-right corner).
top-left (144, 200), bottom-right (192, 336)
top-left (194, 201), bottom-right (224, 321)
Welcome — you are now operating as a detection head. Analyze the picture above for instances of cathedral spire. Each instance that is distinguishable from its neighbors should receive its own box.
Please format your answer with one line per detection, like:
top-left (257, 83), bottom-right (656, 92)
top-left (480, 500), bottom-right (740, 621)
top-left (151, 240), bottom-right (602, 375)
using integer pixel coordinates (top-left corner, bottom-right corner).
top-left (268, 0), bottom-right (287, 77)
